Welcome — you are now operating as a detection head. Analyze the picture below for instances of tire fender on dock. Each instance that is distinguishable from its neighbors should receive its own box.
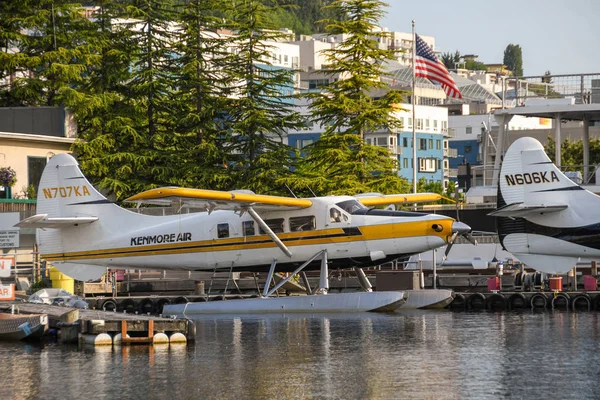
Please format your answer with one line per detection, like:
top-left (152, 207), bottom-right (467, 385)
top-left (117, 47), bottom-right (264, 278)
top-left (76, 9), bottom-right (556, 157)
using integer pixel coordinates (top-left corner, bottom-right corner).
top-left (551, 292), bottom-right (570, 310)
top-left (593, 294), bottom-right (600, 311)
top-left (529, 292), bottom-right (548, 310)
top-left (138, 298), bottom-right (155, 315)
top-left (120, 298), bottom-right (137, 314)
top-left (508, 293), bottom-right (527, 310)
top-left (174, 296), bottom-right (189, 304)
top-left (571, 293), bottom-right (591, 311)
top-left (487, 293), bottom-right (508, 311)
top-left (101, 299), bottom-right (118, 312)
top-left (467, 293), bottom-right (486, 311)
top-left (449, 293), bottom-right (466, 311)
top-left (156, 298), bottom-right (171, 315)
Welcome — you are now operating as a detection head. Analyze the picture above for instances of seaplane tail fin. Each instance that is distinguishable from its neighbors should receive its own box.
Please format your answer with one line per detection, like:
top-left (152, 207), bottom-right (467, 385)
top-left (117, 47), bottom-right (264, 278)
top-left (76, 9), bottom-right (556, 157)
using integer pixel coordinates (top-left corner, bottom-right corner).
top-left (22, 153), bottom-right (132, 281)
top-left (499, 136), bottom-right (578, 208)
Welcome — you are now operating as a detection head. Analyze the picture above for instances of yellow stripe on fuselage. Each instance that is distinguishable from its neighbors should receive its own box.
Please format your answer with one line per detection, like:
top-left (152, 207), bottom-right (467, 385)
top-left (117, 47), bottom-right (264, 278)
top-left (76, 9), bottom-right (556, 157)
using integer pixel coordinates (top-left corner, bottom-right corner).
top-left (42, 218), bottom-right (453, 262)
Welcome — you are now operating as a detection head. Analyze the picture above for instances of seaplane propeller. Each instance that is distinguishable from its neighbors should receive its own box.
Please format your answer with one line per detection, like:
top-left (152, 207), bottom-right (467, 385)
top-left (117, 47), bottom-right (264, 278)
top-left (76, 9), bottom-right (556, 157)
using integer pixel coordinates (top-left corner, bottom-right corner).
top-left (442, 189), bottom-right (478, 263)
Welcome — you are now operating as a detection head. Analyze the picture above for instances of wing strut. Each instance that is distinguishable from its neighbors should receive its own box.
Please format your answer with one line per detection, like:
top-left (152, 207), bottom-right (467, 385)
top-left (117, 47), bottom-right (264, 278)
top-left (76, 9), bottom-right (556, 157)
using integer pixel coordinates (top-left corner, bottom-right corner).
top-left (246, 206), bottom-right (292, 257)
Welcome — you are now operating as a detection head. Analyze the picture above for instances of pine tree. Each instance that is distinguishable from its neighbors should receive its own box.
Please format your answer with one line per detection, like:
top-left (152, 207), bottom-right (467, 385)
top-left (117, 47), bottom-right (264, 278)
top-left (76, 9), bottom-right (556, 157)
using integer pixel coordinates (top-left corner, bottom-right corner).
top-left (167, 0), bottom-right (236, 190)
top-left (285, 0), bottom-right (409, 195)
top-left (225, 0), bottom-right (304, 194)
top-left (0, 0), bottom-right (98, 107)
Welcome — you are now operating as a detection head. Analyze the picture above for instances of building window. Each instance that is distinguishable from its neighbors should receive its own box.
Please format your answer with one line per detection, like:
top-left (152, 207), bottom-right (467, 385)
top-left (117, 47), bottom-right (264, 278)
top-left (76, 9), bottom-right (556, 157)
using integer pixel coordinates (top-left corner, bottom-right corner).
top-left (433, 120), bottom-right (438, 130)
top-left (243, 220), bottom-right (255, 236)
top-left (441, 121), bottom-right (448, 131)
top-left (407, 117), bottom-right (413, 128)
top-left (297, 139), bottom-right (313, 149)
top-left (416, 119), bottom-right (423, 130)
top-left (28, 156), bottom-right (47, 193)
top-left (403, 158), bottom-right (408, 168)
top-left (443, 140), bottom-right (448, 149)
top-left (466, 126), bottom-right (472, 134)
top-left (377, 137), bottom-right (388, 146)
top-left (428, 139), bottom-right (433, 149)
top-left (418, 158), bottom-right (437, 172)
top-left (403, 137), bottom-right (408, 147)
top-left (464, 145), bottom-right (472, 153)
top-left (284, 55), bottom-right (288, 63)
top-left (436, 140), bottom-right (441, 149)
top-left (217, 223), bottom-right (229, 238)
top-left (443, 159), bottom-right (449, 169)
top-left (425, 119), bottom-right (430, 130)
top-left (419, 138), bottom-right (427, 150)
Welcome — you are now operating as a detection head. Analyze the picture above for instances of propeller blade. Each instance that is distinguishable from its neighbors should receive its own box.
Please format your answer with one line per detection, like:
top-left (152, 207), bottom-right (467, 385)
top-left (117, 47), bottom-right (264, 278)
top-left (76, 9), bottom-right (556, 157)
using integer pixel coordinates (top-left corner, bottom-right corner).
top-left (463, 232), bottom-right (478, 246)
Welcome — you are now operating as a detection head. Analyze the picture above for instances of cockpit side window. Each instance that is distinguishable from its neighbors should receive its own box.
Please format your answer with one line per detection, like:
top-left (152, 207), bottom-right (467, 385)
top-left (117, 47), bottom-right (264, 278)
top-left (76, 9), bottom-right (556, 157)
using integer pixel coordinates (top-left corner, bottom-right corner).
top-left (329, 206), bottom-right (349, 223)
top-left (335, 199), bottom-right (365, 215)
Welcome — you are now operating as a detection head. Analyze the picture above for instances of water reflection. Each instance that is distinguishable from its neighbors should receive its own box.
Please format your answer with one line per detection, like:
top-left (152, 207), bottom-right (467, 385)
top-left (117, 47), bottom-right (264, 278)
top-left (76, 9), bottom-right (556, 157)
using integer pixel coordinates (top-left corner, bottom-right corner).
top-left (1, 311), bottom-right (600, 399)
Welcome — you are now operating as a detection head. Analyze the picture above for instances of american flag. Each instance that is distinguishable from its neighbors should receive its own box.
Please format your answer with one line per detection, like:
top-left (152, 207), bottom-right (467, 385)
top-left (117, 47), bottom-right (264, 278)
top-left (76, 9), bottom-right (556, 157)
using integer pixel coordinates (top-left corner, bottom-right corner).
top-left (414, 34), bottom-right (462, 99)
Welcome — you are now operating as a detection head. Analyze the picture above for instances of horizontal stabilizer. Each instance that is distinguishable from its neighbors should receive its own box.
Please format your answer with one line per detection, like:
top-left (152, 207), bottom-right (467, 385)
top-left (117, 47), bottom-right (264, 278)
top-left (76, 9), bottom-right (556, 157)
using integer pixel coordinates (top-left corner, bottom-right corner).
top-left (15, 214), bottom-right (98, 229)
top-left (52, 262), bottom-right (107, 282)
top-left (488, 202), bottom-right (568, 217)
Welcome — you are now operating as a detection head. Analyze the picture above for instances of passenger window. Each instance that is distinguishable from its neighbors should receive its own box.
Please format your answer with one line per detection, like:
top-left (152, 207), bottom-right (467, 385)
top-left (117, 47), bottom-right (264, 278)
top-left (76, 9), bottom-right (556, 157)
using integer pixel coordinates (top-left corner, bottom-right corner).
top-left (217, 223), bottom-right (229, 238)
top-left (260, 218), bottom-right (285, 234)
top-left (290, 216), bottom-right (315, 231)
top-left (243, 220), bottom-right (255, 236)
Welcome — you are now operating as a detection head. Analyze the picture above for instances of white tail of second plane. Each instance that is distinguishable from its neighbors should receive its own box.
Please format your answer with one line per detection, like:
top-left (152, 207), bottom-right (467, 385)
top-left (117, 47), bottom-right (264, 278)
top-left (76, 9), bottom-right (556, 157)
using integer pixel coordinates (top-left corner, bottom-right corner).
top-left (492, 137), bottom-right (600, 274)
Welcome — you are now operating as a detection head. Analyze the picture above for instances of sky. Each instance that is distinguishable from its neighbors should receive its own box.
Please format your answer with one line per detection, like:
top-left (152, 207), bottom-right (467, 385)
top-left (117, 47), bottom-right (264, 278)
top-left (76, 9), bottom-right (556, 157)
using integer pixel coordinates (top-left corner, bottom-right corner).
top-left (380, 0), bottom-right (600, 76)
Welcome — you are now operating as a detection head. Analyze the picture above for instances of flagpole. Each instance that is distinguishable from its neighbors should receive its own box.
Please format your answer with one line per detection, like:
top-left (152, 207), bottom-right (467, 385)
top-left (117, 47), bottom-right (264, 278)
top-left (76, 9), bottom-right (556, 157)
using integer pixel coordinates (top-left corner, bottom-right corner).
top-left (411, 20), bottom-right (417, 194)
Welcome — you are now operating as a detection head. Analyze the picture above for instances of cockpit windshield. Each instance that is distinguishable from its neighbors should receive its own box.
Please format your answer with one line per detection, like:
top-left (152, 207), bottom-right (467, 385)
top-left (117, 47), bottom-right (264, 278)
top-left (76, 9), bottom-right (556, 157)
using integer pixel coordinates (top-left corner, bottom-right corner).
top-left (335, 199), bottom-right (366, 214)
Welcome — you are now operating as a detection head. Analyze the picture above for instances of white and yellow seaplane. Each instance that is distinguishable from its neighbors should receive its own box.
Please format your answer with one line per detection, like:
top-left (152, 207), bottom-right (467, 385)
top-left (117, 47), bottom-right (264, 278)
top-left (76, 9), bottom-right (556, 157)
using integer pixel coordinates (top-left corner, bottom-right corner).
top-left (17, 154), bottom-right (473, 314)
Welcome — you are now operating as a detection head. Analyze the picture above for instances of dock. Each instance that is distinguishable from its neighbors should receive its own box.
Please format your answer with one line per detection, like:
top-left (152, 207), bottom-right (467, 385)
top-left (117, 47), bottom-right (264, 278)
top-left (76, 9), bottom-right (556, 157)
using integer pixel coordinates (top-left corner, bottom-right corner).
top-left (4, 302), bottom-right (194, 346)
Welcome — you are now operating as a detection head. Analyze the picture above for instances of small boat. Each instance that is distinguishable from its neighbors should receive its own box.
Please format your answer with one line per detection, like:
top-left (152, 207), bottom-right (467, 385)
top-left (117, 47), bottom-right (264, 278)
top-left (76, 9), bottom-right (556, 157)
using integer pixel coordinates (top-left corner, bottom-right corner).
top-left (0, 313), bottom-right (48, 341)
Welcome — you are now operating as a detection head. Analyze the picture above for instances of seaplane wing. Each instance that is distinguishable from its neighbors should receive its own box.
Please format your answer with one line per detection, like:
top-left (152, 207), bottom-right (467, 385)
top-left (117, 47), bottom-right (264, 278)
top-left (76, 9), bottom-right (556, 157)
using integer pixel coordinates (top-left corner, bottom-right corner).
top-left (494, 136), bottom-right (600, 274)
top-left (125, 187), bottom-right (313, 212)
top-left (356, 192), bottom-right (441, 207)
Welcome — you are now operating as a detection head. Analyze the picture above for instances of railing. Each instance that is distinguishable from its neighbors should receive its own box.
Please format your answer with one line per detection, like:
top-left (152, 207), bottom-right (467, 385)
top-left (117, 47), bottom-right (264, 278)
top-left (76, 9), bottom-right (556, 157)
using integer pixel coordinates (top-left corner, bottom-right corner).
top-left (502, 73), bottom-right (600, 105)
top-left (444, 148), bottom-right (458, 157)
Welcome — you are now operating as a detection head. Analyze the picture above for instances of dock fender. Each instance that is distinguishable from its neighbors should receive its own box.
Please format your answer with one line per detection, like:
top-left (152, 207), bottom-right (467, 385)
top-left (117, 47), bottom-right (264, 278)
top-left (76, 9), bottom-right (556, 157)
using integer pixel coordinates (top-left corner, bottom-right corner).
top-left (487, 293), bottom-right (508, 311)
top-left (593, 294), bottom-right (600, 311)
top-left (138, 298), bottom-right (155, 315)
top-left (120, 298), bottom-right (137, 314)
top-left (101, 299), bottom-right (118, 312)
top-left (467, 292), bottom-right (486, 311)
top-left (449, 293), bottom-right (466, 311)
top-left (156, 298), bottom-right (171, 314)
top-left (508, 293), bottom-right (527, 310)
top-left (571, 293), bottom-right (591, 312)
top-left (174, 296), bottom-right (189, 304)
top-left (551, 292), bottom-right (570, 310)
top-left (529, 292), bottom-right (548, 309)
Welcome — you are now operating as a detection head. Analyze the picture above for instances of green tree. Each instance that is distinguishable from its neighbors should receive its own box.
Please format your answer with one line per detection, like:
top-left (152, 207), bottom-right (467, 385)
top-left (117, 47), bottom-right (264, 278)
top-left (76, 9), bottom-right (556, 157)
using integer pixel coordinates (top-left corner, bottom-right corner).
top-left (167, 0), bottom-right (236, 190)
top-left (281, 133), bottom-right (409, 196)
top-left (225, 0), bottom-right (304, 194)
top-left (0, 0), bottom-right (98, 107)
top-left (440, 51), bottom-right (461, 70)
top-left (503, 43), bottom-right (523, 77)
top-left (283, 0), bottom-right (409, 195)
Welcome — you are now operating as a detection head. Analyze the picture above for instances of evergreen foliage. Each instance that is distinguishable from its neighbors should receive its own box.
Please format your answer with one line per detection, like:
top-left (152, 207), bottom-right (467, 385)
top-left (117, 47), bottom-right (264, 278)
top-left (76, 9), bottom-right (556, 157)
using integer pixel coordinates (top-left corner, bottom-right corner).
top-left (503, 43), bottom-right (523, 77)
top-left (284, 0), bottom-right (409, 195)
top-left (225, 0), bottom-right (304, 194)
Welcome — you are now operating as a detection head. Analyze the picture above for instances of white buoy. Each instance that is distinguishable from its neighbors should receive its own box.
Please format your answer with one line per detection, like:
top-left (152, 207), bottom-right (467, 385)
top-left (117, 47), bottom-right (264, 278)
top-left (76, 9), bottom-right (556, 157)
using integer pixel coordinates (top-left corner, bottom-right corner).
top-left (169, 332), bottom-right (187, 344)
top-left (113, 332), bottom-right (130, 346)
top-left (80, 333), bottom-right (113, 346)
top-left (152, 332), bottom-right (169, 345)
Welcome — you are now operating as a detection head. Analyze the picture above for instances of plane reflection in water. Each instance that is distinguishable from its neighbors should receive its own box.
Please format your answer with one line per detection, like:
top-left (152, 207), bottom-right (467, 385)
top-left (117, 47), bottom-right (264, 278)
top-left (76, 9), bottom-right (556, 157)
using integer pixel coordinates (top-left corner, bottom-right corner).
top-left (3, 312), bottom-right (600, 399)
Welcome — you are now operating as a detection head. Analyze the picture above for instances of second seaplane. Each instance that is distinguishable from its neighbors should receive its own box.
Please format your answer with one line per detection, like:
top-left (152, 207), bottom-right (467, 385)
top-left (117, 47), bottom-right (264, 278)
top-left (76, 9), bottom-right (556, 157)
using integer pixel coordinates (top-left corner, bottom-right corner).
top-left (18, 154), bottom-right (473, 314)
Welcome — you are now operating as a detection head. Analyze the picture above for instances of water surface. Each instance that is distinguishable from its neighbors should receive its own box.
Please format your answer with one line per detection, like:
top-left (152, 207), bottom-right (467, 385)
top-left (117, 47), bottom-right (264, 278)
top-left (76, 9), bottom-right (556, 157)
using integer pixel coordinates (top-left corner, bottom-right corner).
top-left (1, 310), bottom-right (599, 399)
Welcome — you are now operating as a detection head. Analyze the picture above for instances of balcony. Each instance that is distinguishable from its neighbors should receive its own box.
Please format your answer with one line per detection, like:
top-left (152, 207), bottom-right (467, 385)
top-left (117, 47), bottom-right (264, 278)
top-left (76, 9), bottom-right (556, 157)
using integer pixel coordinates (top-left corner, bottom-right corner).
top-left (445, 128), bottom-right (455, 138)
top-left (444, 148), bottom-right (458, 157)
